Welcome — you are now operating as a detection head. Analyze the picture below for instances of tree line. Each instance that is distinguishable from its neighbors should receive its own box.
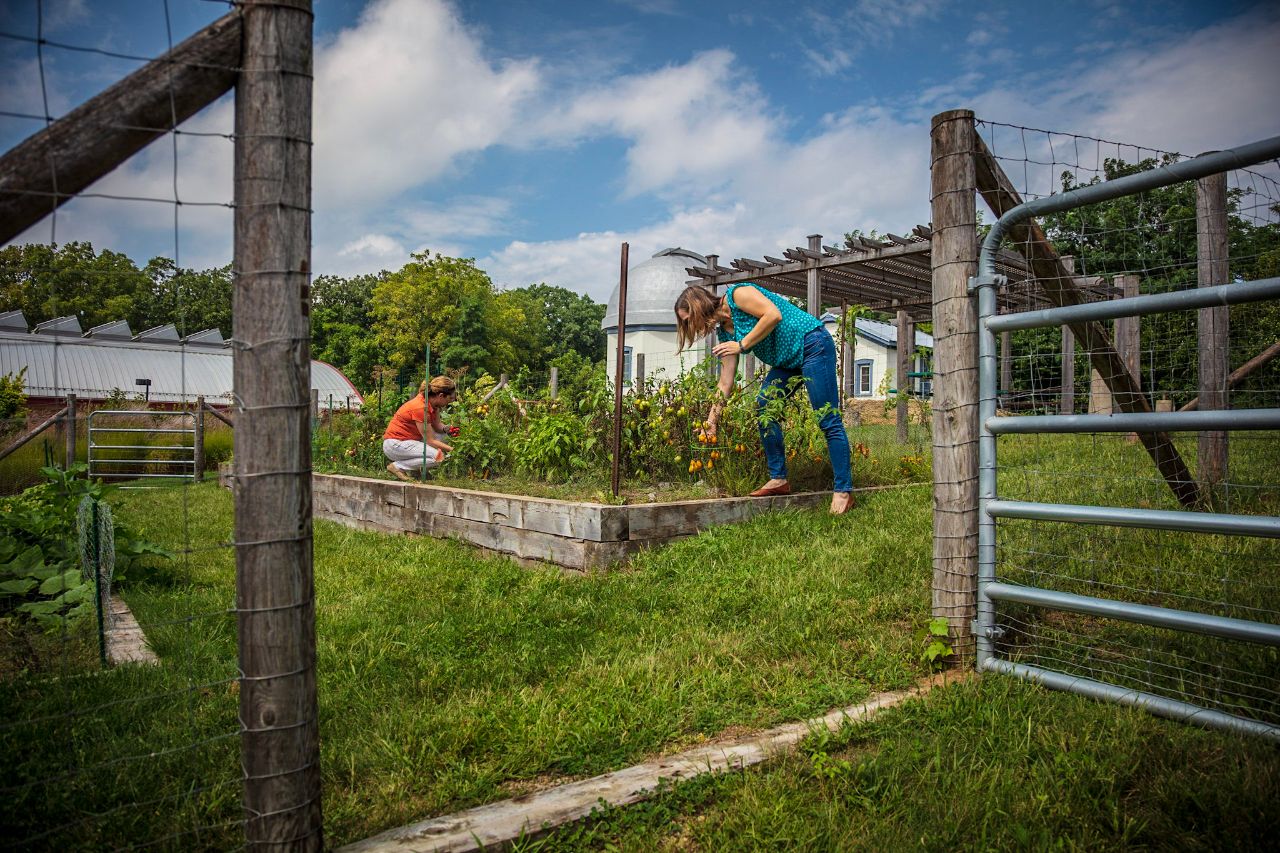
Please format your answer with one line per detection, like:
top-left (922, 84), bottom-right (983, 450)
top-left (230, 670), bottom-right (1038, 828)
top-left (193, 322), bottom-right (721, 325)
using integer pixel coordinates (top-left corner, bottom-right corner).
top-left (0, 244), bottom-right (606, 397)
top-left (1017, 155), bottom-right (1280, 406)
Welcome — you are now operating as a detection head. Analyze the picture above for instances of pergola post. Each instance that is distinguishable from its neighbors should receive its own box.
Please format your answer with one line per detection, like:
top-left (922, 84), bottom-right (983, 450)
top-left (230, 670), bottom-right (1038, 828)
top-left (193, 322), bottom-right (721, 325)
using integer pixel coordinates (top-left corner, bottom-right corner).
top-left (896, 308), bottom-right (911, 442)
top-left (806, 235), bottom-right (822, 317)
top-left (929, 109), bottom-right (979, 658)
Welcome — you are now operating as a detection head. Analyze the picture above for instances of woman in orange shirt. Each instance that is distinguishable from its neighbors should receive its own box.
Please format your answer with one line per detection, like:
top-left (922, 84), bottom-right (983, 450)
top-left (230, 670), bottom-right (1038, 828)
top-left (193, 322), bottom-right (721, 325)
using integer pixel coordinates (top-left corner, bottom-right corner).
top-left (383, 376), bottom-right (457, 481)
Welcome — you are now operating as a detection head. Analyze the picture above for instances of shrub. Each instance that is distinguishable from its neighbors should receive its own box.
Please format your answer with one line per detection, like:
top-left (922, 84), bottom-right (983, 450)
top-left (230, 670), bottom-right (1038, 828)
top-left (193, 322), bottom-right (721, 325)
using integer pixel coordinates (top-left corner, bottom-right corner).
top-left (0, 368), bottom-right (27, 421)
top-left (0, 464), bottom-right (170, 630)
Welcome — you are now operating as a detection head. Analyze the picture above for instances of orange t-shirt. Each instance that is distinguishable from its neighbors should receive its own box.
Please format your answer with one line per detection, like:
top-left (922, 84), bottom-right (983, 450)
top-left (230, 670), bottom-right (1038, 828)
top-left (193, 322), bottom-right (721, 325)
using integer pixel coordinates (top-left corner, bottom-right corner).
top-left (384, 395), bottom-right (434, 441)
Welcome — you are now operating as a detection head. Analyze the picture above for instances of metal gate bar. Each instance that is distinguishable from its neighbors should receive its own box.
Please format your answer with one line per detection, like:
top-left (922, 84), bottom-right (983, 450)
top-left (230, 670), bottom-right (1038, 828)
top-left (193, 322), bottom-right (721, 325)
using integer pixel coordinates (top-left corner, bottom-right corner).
top-left (88, 411), bottom-right (197, 481)
top-left (972, 135), bottom-right (1280, 741)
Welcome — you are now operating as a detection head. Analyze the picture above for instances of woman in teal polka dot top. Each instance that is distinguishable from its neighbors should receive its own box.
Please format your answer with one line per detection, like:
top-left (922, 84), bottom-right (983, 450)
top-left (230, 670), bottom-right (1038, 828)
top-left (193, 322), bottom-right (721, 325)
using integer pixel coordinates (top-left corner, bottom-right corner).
top-left (674, 283), bottom-right (853, 515)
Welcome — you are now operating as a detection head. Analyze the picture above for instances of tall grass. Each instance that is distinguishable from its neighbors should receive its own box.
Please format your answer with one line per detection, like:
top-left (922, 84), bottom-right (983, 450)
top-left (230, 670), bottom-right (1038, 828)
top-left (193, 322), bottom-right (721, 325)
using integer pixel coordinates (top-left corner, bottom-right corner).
top-left (2, 480), bottom-right (933, 847)
top-left (1, 428), bottom-right (1275, 849)
top-left (519, 676), bottom-right (1280, 851)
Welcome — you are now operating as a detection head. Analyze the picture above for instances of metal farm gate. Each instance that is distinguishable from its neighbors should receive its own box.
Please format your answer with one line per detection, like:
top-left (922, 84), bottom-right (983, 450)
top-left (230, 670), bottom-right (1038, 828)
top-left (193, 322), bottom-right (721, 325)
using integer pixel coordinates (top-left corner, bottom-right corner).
top-left (88, 409), bottom-right (198, 483)
top-left (972, 138), bottom-right (1280, 740)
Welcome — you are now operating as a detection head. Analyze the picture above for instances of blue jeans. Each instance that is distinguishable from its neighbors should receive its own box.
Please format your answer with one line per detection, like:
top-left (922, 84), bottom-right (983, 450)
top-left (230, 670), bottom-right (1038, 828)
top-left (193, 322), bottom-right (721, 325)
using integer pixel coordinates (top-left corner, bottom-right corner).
top-left (756, 328), bottom-right (852, 493)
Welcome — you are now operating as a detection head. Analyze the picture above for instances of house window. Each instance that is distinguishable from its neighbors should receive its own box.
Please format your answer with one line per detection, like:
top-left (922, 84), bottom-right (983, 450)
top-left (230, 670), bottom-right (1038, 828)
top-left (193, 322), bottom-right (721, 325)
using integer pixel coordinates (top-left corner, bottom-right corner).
top-left (855, 359), bottom-right (873, 396)
top-left (622, 346), bottom-right (633, 387)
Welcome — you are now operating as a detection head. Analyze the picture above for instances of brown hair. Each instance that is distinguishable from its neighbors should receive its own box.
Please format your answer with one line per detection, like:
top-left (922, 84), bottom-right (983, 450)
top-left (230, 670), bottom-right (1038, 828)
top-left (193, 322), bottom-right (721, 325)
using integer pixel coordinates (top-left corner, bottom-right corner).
top-left (674, 285), bottom-right (722, 352)
top-left (418, 376), bottom-right (457, 398)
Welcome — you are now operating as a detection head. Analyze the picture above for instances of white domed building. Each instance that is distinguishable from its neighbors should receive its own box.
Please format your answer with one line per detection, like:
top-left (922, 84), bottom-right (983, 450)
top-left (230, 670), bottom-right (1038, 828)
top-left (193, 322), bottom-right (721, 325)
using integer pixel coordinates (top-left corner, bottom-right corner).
top-left (601, 248), bottom-right (710, 387)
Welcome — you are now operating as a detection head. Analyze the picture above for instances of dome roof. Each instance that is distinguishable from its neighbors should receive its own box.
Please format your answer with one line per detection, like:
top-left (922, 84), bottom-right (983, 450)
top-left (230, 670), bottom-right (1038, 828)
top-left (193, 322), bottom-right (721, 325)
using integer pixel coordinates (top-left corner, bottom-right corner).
top-left (601, 247), bottom-right (706, 330)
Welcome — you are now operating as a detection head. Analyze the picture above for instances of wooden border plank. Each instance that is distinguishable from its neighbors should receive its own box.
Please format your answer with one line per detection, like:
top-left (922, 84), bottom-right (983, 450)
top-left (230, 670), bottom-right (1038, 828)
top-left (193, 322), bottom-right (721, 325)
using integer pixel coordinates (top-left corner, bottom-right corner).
top-left (338, 672), bottom-right (970, 853)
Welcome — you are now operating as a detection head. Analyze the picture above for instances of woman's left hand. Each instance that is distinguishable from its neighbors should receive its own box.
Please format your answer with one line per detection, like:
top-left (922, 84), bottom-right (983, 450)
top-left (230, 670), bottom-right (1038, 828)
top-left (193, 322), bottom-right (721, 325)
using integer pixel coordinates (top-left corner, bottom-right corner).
top-left (711, 340), bottom-right (744, 358)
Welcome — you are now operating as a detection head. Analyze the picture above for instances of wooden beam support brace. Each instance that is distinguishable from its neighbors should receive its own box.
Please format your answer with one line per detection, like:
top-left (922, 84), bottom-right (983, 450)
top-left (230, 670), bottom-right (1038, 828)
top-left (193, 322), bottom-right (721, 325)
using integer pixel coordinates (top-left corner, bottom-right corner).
top-left (1180, 340), bottom-right (1280, 412)
top-left (0, 10), bottom-right (243, 244)
top-left (973, 134), bottom-right (1198, 507)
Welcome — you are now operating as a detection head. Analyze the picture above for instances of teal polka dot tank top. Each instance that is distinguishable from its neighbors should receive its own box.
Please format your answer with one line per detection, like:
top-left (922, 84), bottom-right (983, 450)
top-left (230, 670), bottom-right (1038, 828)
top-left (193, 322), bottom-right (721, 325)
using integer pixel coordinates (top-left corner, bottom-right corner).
top-left (718, 283), bottom-right (822, 369)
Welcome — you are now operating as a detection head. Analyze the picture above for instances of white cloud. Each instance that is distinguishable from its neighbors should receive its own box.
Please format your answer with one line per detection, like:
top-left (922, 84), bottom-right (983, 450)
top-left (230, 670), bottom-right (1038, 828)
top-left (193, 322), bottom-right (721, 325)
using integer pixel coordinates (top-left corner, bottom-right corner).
top-left (339, 233), bottom-right (404, 258)
top-left (965, 8), bottom-right (1280, 156)
top-left (312, 0), bottom-right (540, 208)
top-left (485, 104), bottom-right (929, 301)
top-left (532, 50), bottom-right (777, 197)
top-left (797, 0), bottom-right (948, 78)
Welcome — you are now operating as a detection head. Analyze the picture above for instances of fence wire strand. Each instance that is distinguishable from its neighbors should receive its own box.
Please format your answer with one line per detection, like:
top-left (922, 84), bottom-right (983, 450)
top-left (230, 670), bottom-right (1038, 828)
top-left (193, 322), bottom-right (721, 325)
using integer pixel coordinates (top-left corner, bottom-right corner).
top-left (976, 116), bottom-right (1280, 731)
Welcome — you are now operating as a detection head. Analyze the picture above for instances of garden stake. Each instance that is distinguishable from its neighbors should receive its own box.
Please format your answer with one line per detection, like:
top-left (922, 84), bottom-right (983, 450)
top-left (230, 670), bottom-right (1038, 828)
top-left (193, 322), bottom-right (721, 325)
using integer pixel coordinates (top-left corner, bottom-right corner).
top-left (422, 342), bottom-right (430, 481)
top-left (611, 242), bottom-right (629, 497)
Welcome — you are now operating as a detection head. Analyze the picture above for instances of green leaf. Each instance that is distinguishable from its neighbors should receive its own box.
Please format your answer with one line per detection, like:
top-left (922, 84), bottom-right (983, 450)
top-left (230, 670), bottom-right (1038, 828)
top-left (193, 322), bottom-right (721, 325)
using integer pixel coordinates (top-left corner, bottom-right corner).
top-left (921, 639), bottom-right (951, 663)
top-left (0, 578), bottom-right (38, 595)
top-left (39, 569), bottom-right (84, 596)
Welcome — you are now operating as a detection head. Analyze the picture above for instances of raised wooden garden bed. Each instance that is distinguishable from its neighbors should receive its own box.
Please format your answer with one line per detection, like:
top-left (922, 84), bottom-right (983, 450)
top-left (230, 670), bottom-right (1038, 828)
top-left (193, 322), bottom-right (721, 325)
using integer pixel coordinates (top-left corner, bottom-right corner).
top-left (310, 473), bottom-right (829, 571)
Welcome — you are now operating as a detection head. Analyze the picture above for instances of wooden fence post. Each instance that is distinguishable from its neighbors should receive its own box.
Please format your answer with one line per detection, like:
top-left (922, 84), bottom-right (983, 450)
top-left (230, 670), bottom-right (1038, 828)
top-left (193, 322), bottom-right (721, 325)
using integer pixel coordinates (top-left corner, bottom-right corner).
top-left (1114, 275), bottom-right (1141, 441)
top-left (548, 366), bottom-right (558, 401)
top-left (1197, 169), bottom-right (1229, 489)
top-left (636, 353), bottom-right (645, 388)
top-left (929, 109), bottom-right (979, 659)
top-left (65, 393), bottom-right (76, 470)
top-left (233, 1), bottom-right (322, 850)
top-left (1060, 326), bottom-right (1075, 414)
top-left (194, 396), bottom-right (206, 482)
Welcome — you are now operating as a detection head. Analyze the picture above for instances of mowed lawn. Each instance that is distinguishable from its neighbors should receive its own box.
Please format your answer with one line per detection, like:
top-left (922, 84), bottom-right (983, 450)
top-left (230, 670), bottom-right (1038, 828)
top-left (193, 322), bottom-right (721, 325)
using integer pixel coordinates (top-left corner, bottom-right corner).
top-left (3, 436), bottom-right (1277, 849)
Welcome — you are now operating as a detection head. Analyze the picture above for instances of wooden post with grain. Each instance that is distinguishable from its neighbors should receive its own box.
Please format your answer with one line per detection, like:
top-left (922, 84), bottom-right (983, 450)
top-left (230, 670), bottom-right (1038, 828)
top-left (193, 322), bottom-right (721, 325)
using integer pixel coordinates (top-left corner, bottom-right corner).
top-left (1060, 325), bottom-right (1075, 414)
top-left (929, 109), bottom-right (979, 658)
top-left (233, 1), bottom-right (323, 849)
top-left (807, 235), bottom-right (822, 317)
top-left (1196, 168), bottom-right (1229, 489)
top-left (896, 308), bottom-right (911, 442)
top-left (64, 394), bottom-right (76, 470)
top-left (194, 395), bottom-right (206, 482)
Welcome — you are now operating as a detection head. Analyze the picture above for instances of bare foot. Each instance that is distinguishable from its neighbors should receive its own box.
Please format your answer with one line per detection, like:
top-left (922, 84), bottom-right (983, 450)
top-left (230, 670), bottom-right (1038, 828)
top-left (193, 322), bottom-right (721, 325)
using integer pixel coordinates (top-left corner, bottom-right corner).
top-left (749, 479), bottom-right (791, 497)
top-left (830, 492), bottom-right (854, 515)
top-left (386, 462), bottom-right (414, 482)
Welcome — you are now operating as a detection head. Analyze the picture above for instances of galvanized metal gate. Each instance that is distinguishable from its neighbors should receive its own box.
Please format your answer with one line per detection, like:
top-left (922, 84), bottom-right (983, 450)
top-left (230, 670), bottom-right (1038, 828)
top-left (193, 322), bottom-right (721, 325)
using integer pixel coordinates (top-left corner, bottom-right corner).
top-left (972, 137), bottom-right (1280, 741)
top-left (87, 410), bottom-right (197, 483)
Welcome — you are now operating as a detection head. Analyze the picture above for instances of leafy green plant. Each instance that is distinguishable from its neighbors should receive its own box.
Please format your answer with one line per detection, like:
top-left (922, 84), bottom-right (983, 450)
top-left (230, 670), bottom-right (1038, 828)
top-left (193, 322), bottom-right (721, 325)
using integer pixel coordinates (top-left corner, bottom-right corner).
top-left (0, 367), bottom-right (27, 421)
top-left (0, 464), bottom-right (169, 629)
top-left (920, 615), bottom-right (954, 666)
top-left (510, 411), bottom-right (591, 481)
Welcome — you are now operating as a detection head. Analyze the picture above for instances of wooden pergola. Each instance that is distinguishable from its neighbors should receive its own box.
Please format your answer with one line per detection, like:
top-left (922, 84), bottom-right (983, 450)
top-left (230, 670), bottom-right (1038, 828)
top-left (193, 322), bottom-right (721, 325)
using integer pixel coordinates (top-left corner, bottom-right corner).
top-left (684, 227), bottom-right (1058, 321)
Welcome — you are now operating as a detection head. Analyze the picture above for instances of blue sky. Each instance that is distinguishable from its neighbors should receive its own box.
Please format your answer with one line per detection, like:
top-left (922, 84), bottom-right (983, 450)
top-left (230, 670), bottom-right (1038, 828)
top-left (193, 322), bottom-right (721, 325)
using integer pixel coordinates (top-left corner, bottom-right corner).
top-left (2, 0), bottom-right (1278, 302)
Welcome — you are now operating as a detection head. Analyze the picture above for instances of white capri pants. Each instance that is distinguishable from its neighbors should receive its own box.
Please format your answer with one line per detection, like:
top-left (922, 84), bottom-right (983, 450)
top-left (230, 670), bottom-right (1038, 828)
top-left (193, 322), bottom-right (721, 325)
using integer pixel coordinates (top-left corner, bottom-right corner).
top-left (383, 439), bottom-right (442, 472)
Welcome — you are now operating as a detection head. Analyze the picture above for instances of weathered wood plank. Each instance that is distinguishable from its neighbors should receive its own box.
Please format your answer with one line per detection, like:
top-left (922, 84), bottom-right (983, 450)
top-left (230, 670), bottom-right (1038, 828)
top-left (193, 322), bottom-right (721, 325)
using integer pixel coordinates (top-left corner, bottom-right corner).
top-left (106, 594), bottom-right (158, 666)
top-left (337, 673), bottom-right (966, 853)
top-left (626, 491), bottom-right (826, 539)
top-left (312, 475), bottom-right (834, 570)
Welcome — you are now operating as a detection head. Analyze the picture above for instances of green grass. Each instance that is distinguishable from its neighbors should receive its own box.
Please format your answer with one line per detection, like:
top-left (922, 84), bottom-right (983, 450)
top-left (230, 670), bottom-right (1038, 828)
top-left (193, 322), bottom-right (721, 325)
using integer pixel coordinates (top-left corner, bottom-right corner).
top-left (994, 432), bottom-right (1280, 727)
top-left (1, 428), bottom-right (1276, 849)
top-left (2, 479), bottom-right (932, 848)
top-left (517, 676), bottom-right (1280, 851)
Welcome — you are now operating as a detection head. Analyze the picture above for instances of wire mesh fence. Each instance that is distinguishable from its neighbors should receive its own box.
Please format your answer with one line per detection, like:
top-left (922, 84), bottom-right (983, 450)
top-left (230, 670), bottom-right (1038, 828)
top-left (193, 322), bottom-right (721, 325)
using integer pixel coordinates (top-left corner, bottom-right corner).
top-left (974, 117), bottom-right (1280, 730)
top-left (1, 1), bottom-right (257, 848)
